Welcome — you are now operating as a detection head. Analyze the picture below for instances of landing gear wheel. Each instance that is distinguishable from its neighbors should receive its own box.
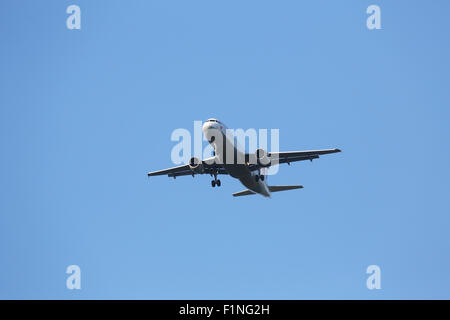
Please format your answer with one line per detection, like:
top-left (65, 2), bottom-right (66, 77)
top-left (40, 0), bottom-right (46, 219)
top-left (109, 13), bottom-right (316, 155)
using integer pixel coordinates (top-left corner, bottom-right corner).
top-left (260, 175), bottom-right (265, 181)
top-left (255, 175), bottom-right (259, 182)
top-left (211, 180), bottom-right (216, 187)
top-left (216, 179), bottom-right (221, 187)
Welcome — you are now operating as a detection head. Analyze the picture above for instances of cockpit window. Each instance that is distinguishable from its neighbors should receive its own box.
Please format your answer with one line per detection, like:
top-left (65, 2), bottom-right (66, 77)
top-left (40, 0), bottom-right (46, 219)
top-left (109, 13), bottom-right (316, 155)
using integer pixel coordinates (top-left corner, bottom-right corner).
top-left (207, 118), bottom-right (220, 123)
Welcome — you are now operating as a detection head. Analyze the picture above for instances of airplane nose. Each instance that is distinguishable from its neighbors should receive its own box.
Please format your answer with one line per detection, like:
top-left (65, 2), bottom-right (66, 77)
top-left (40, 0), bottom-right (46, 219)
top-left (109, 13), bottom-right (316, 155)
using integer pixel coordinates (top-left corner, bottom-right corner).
top-left (202, 122), bottom-right (210, 132)
top-left (203, 121), bottom-right (219, 132)
top-left (203, 121), bottom-right (222, 143)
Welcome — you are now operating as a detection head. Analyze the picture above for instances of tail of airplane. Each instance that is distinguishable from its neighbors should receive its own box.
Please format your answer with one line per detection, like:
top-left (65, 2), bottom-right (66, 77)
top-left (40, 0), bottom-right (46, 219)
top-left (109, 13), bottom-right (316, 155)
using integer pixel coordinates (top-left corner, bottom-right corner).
top-left (232, 185), bottom-right (303, 197)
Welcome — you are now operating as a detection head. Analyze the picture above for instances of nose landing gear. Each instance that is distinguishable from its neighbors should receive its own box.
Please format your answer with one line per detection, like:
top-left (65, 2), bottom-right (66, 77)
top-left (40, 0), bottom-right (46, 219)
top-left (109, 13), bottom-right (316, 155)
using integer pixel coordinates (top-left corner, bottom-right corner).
top-left (211, 172), bottom-right (221, 187)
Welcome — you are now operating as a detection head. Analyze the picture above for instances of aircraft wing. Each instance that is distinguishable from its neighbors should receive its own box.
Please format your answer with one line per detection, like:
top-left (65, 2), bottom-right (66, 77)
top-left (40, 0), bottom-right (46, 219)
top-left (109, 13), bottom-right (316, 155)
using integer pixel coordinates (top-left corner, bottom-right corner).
top-left (268, 148), bottom-right (341, 165)
top-left (147, 157), bottom-right (227, 178)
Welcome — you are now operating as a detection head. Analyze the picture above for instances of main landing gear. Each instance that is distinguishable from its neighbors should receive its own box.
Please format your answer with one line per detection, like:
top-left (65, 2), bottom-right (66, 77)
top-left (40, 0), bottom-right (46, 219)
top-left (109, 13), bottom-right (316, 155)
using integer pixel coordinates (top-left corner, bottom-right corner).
top-left (211, 172), bottom-right (221, 187)
top-left (211, 179), bottom-right (221, 187)
top-left (254, 174), bottom-right (265, 182)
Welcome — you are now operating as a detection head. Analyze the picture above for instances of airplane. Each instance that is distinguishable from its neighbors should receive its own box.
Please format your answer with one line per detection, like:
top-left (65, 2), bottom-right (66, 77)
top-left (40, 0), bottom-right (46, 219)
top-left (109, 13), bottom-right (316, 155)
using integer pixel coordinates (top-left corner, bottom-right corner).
top-left (147, 119), bottom-right (341, 197)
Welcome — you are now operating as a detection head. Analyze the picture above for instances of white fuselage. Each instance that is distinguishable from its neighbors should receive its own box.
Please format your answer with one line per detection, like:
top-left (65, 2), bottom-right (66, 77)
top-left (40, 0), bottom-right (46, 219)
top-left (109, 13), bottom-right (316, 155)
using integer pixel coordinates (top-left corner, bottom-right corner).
top-left (202, 120), bottom-right (271, 197)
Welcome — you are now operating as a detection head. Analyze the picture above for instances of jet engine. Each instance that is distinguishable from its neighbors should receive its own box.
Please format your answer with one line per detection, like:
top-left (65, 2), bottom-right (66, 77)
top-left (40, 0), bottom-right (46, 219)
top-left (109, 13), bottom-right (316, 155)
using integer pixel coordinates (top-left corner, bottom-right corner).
top-left (188, 157), bottom-right (204, 173)
top-left (256, 148), bottom-right (271, 167)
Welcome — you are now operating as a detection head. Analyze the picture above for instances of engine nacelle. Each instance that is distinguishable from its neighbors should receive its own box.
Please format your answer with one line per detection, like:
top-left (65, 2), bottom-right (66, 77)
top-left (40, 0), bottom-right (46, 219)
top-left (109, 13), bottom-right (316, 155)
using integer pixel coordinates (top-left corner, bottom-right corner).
top-left (188, 157), bottom-right (204, 173)
top-left (256, 148), bottom-right (271, 167)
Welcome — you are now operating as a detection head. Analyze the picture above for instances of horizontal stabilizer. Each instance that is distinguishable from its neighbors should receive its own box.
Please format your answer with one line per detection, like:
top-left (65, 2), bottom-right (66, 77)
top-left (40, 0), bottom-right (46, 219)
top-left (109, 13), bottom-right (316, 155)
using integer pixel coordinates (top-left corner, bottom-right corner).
top-left (268, 185), bottom-right (303, 192)
top-left (232, 190), bottom-right (256, 197)
top-left (232, 185), bottom-right (303, 197)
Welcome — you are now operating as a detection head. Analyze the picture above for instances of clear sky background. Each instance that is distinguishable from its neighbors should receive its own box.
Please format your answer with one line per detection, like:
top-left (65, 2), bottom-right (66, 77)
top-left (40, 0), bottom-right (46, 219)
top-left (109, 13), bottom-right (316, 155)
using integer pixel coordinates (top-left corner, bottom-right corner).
top-left (1, 0), bottom-right (449, 299)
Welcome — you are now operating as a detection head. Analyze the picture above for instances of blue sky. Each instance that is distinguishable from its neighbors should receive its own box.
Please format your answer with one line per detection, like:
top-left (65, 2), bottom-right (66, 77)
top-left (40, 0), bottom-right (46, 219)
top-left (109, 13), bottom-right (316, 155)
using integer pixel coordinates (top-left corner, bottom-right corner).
top-left (1, 0), bottom-right (449, 299)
